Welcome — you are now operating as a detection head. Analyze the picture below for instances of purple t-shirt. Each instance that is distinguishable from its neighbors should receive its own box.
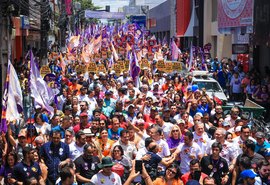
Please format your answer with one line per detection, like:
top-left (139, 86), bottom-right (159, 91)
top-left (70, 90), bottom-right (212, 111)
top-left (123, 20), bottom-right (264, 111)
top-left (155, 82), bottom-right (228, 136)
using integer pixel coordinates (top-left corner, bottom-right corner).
top-left (0, 166), bottom-right (13, 184)
top-left (167, 137), bottom-right (183, 149)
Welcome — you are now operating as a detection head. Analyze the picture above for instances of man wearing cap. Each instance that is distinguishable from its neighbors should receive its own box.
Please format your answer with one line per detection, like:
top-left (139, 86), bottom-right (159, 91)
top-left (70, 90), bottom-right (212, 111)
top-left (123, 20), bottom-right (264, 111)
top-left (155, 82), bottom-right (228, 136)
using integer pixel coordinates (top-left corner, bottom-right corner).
top-left (222, 121), bottom-right (231, 131)
top-left (69, 131), bottom-right (86, 161)
top-left (117, 71), bottom-right (129, 84)
top-left (151, 81), bottom-right (163, 98)
top-left (90, 157), bottom-right (122, 185)
top-left (240, 169), bottom-right (258, 185)
top-left (73, 112), bottom-right (91, 133)
top-left (125, 104), bottom-right (137, 122)
top-left (255, 132), bottom-right (270, 153)
top-left (75, 144), bottom-right (100, 185)
top-left (102, 90), bottom-right (116, 118)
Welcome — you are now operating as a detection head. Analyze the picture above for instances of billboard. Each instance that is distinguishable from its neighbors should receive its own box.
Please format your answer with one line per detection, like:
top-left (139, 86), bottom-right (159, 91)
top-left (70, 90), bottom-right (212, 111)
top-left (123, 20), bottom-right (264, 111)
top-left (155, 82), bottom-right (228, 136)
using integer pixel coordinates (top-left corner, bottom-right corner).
top-left (218, 0), bottom-right (253, 29)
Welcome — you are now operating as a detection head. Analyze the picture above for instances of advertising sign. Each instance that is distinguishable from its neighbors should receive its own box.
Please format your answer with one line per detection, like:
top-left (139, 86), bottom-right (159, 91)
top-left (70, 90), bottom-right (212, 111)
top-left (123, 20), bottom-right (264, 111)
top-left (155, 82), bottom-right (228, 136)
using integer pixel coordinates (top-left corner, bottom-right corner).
top-left (218, 0), bottom-right (253, 29)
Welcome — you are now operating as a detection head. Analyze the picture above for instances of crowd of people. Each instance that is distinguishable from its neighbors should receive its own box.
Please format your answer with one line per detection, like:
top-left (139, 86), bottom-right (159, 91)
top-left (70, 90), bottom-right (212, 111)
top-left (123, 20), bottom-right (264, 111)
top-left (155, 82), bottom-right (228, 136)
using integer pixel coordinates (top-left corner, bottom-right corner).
top-left (1, 30), bottom-right (270, 185)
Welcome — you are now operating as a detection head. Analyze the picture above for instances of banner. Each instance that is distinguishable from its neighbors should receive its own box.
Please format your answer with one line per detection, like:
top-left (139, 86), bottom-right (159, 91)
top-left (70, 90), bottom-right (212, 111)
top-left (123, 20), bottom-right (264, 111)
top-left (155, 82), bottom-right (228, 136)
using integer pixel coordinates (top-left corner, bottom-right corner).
top-left (218, 0), bottom-right (253, 29)
top-left (85, 10), bottom-right (125, 19)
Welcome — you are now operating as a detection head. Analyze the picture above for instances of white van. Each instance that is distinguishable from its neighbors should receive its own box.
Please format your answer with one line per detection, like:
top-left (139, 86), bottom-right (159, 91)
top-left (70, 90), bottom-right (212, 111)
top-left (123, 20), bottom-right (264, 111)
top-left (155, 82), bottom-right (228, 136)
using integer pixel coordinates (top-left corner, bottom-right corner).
top-left (191, 71), bottom-right (228, 104)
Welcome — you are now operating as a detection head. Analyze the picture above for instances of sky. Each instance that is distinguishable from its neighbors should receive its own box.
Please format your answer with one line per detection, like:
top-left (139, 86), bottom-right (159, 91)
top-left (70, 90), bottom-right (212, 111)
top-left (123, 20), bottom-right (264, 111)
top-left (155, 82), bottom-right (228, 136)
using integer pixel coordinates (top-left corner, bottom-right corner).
top-left (92, 0), bottom-right (167, 12)
top-left (92, 0), bottom-right (130, 12)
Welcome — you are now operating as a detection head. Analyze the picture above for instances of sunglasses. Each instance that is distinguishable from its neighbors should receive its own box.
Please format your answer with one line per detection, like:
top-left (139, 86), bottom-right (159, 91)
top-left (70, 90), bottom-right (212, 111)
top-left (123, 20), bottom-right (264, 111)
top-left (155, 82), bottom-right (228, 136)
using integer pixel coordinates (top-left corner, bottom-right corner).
top-left (172, 130), bottom-right (179, 133)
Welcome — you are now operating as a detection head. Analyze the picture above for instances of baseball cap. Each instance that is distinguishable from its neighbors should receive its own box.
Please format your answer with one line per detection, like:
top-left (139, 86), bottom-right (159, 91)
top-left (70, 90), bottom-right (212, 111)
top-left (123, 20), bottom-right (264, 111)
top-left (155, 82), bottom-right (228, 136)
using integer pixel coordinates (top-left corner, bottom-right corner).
top-left (163, 107), bottom-right (170, 112)
top-left (18, 131), bottom-right (27, 138)
top-left (235, 126), bottom-right (242, 133)
top-left (80, 112), bottom-right (88, 117)
top-left (105, 90), bottom-right (113, 95)
top-left (255, 132), bottom-right (265, 139)
top-left (153, 82), bottom-right (159, 86)
top-left (222, 121), bottom-right (230, 127)
top-left (177, 119), bottom-right (185, 124)
top-left (127, 104), bottom-right (135, 109)
top-left (240, 169), bottom-right (257, 179)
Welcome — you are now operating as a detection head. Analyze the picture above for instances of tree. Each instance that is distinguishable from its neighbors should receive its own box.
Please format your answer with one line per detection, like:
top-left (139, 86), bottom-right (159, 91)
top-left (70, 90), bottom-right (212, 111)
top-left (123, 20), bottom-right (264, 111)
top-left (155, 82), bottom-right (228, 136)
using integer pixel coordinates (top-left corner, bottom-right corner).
top-left (74, 0), bottom-right (101, 24)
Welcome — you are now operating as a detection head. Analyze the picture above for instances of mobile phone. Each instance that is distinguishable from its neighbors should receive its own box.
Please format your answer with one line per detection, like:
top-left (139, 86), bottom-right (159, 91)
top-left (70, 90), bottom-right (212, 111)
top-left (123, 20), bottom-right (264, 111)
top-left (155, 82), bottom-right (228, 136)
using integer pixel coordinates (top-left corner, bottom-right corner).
top-left (135, 160), bottom-right (143, 173)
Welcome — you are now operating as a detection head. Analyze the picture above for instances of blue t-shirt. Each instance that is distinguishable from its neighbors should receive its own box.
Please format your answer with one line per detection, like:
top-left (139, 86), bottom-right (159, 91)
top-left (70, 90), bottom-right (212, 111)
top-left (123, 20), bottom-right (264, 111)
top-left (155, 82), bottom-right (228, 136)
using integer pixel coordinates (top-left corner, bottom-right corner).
top-left (12, 161), bottom-right (41, 183)
top-left (255, 141), bottom-right (270, 153)
top-left (108, 128), bottom-right (123, 141)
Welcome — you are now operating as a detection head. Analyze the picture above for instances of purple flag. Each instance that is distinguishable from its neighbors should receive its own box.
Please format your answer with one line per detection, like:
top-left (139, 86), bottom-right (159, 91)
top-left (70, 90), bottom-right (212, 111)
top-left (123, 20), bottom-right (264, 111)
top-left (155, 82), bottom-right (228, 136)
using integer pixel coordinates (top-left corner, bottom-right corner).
top-left (130, 50), bottom-right (141, 87)
top-left (29, 51), bottom-right (54, 113)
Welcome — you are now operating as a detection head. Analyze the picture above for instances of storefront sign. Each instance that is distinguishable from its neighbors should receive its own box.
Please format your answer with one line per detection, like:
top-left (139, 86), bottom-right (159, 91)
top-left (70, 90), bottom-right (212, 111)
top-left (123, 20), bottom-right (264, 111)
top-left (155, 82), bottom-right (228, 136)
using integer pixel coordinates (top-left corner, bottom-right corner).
top-left (232, 44), bottom-right (249, 54)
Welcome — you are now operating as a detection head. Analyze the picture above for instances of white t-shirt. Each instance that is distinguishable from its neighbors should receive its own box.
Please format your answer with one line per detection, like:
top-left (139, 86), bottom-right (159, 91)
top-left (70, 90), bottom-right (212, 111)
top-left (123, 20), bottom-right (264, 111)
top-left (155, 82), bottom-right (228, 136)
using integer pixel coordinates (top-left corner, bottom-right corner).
top-left (69, 142), bottom-right (84, 161)
top-left (156, 139), bottom-right (171, 157)
top-left (160, 122), bottom-right (174, 140)
top-left (91, 172), bottom-right (122, 185)
top-left (233, 136), bottom-right (256, 156)
top-left (177, 142), bottom-right (202, 174)
top-left (112, 140), bottom-right (137, 160)
top-left (34, 122), bottom-right (50, 135)
top-left (207, 140), bottom-right (238, 165)
top-left (193, 132), bottom-right (210, 154)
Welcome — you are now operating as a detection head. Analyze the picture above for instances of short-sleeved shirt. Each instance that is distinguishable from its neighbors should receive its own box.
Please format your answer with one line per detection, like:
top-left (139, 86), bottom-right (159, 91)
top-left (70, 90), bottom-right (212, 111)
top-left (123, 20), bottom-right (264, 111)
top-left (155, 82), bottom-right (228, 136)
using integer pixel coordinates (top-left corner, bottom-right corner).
top-left (74, 155), bottom-right (100, 185)
top-left (40, 141), bottom-right (70, 181)
top-left (0, 166), bottom-right (13, 184)
top-left (108, 128), bottom-right (123, 141)
top-left (193, 132), bottom-right (210, 154)
top-left (12, 161), bottom-right (41, 183)
top-left (201, 155), bottom-right (229, 185)
top-left (91, 171), bottom-right (122, 185)
top-left (177, 142), bottom-right (202, 174)
top-left (236, 153), bottom-right (265, 169)
top-left (143, 151), bottom-right (162, 180)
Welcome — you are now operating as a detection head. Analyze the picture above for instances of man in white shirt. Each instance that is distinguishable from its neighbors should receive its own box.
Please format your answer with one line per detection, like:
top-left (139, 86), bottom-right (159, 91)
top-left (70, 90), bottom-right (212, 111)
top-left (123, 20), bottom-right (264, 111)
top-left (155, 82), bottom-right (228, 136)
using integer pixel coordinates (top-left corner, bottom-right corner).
top-left (149, 125), bottom-right (171, 158)
top-left (154, 114), bottom-right (173, 140)
top-left (173, 131), bottom-right (203, 174)
top-left (91, 157), bottom-right (122, 185)
top-left (70, 131), bottom-right (86, 161)
top-left (112, 129), bottom-right (137, 161)
top-left (233, 125), bottom-right (256, 156)
top-left (193, 122), bottom-right (210, 154)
